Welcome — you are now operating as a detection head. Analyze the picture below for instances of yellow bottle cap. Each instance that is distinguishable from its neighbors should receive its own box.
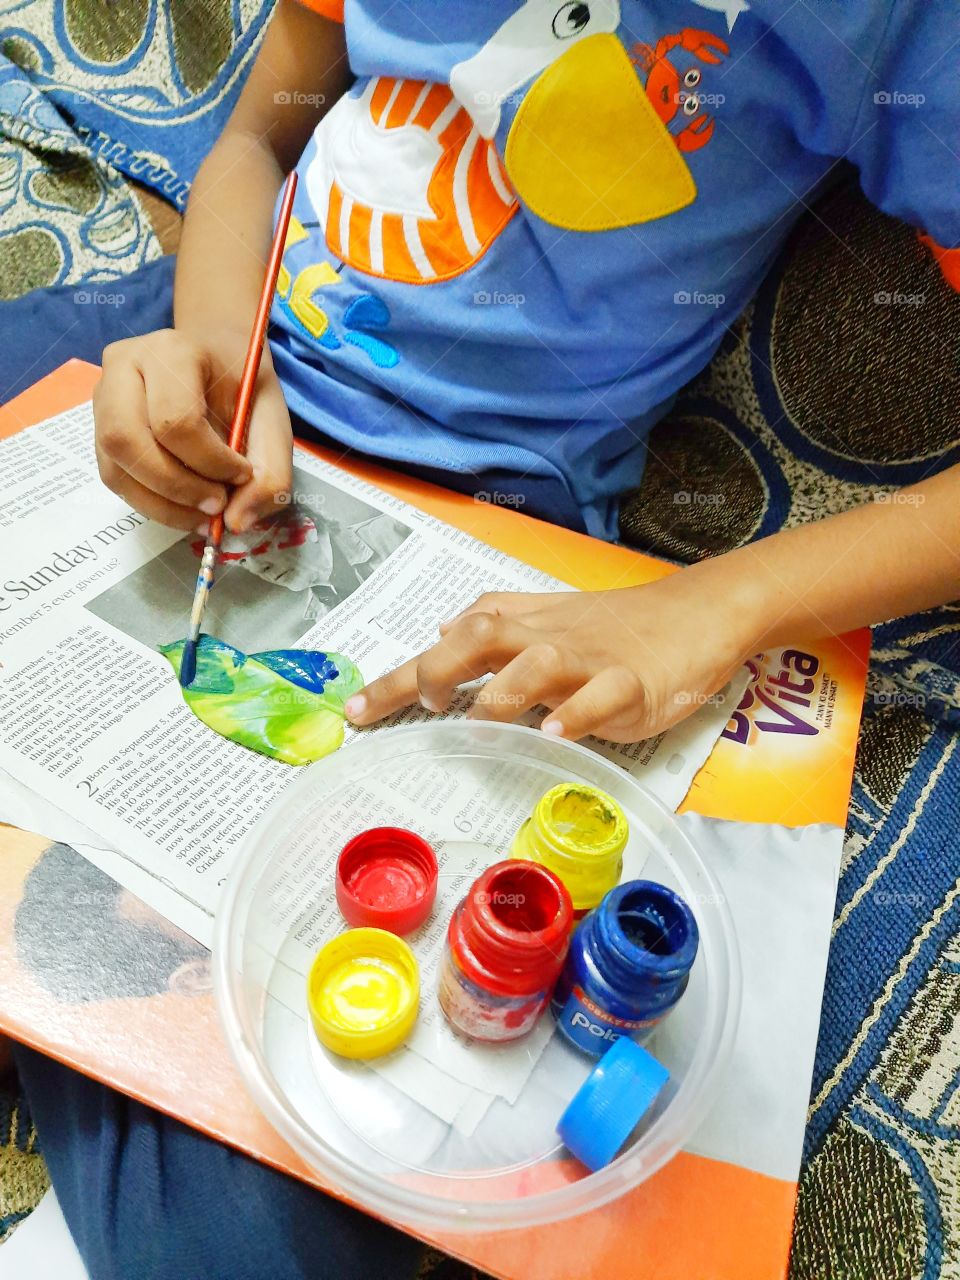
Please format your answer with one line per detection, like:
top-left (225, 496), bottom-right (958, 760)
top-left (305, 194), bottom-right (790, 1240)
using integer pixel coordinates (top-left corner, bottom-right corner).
top-left (307, 928), bottom-right (420, 1060)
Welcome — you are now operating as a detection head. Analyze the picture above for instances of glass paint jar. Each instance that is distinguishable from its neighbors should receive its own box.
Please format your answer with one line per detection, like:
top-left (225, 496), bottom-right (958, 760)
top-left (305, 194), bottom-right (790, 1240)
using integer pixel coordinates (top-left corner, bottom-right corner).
top-left (438, 860), bottom-right (574, 1043)
top-left (552, 880), bottom-right (699, 1057)
top-left (510, 783), bottom-right (628, 915)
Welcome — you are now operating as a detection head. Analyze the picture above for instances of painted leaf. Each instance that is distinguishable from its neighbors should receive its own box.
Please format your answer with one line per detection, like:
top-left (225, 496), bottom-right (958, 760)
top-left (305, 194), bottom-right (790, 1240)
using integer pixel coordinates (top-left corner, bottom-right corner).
top-left (159, 636), bottom-right (364, 767)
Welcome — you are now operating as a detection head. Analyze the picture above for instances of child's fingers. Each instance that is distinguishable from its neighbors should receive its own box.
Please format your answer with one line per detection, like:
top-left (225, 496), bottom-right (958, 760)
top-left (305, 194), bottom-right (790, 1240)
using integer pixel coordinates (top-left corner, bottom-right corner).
top-left (223, 379), bottom-right (294, 533)
top-left (95, 449), bottom-right (210, 532)
top-left (468, 644), bottom-right (586, 722)
top-left (542, 666), bottom-right (648, 742)
top-left (416, 615), bottom-right (537, 711)
top-left (347, 615), bottom-right (537, 724)
top-left (140, 345), bottom-right (251, 485)
top-left (438, 591), bottom-right (561, 635)
top-left (345, 657), bottom-right (421, 725)
top-left (95, 361), bottom-right (229, 515)
top-left (121, 443), bottom-right (228, 518)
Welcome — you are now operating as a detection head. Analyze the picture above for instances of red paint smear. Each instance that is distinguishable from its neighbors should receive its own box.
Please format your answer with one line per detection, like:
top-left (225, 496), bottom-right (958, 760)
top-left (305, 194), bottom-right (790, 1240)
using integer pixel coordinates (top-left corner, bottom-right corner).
top-left (276, 519), bottom-right (316, 550)
top-left (190, 517), bottom-right (316, 562)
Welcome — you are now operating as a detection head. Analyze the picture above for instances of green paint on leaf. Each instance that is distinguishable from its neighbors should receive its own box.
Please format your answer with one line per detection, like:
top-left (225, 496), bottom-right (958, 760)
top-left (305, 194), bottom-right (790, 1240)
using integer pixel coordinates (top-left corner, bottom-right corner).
top-left (160, 636), bottom-right (364, 768)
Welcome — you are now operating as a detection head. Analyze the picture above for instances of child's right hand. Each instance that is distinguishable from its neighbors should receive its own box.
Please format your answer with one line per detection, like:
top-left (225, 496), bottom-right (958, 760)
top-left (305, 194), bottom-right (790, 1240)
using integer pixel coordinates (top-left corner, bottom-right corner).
top-left (93, 327), bottom-right (294, 534)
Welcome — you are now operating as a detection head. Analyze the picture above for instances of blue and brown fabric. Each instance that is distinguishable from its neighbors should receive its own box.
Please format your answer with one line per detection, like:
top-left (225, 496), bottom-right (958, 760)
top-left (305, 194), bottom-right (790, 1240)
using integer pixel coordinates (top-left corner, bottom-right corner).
top-left (0, 0), bottom-right (273, 299)
top-left (0, 1085), bottom-right (47, 1243)
top-left (623, 179), bottom-right (960, 1280)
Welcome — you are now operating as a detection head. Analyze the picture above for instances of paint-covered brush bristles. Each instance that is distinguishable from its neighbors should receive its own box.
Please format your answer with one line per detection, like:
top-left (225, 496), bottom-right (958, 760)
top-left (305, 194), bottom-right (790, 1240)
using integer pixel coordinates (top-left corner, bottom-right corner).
top-left (179, 638), bottom-right (198, 688)
top-left (180, 543), bottom-right (217, 687)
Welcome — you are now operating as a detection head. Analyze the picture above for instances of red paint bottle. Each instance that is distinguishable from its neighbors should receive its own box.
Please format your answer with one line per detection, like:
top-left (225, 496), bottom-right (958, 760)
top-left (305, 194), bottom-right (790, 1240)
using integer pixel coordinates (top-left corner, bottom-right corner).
top-left (438, 860), bottom-right (574, 1043)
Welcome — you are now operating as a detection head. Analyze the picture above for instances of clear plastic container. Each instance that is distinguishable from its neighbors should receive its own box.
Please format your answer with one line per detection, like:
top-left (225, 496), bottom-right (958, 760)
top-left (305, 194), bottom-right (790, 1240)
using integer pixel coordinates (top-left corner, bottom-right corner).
top-left (214, 721), bottom-right (741, 1231)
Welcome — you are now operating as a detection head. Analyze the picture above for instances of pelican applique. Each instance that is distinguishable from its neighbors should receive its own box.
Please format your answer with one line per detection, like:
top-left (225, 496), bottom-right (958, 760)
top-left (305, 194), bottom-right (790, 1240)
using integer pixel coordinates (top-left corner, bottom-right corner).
top-left (305, 1), bottom-right (716, 282)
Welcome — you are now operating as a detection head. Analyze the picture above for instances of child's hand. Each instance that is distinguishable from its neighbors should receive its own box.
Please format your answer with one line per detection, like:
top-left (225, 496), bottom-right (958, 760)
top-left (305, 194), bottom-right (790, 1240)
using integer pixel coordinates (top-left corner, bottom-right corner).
top-left (93, 328), bottom-right (293, 533)
top-left (346, 570), bottom-right (755, 742)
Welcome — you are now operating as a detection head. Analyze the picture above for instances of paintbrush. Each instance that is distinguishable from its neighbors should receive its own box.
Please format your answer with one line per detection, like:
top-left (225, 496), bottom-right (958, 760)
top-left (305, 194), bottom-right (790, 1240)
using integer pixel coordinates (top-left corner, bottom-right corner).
top-left (180, 170), bottom-right (298, 688)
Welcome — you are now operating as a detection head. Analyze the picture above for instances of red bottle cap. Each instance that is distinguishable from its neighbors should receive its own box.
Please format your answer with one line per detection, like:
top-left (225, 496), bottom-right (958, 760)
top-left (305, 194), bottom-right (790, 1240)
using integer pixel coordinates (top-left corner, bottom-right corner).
top-left (450, 860), bottom-right (574, 998)
top-left (336, 828), bottom-right (439, 936)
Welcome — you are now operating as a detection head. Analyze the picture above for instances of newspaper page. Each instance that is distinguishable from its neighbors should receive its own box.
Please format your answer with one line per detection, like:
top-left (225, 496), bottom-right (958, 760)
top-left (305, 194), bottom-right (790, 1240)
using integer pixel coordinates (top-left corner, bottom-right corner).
top-left (0, 400), bottom-right (741, 943)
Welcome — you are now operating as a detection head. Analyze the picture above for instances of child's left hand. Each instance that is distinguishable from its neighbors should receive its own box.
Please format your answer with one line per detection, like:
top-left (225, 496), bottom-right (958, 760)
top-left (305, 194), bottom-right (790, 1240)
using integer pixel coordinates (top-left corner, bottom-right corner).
top-left (351, 463), bottom-right (960, 742)
top-left (345, 570), bottom-right (755, 742)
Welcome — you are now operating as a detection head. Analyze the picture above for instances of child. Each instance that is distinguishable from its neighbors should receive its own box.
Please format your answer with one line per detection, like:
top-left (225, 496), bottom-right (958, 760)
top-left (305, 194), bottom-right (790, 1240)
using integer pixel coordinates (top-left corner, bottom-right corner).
top-left (91, 0), bottom-right (959, 748)
top-left (15, 2), bottom-right (958, 1274)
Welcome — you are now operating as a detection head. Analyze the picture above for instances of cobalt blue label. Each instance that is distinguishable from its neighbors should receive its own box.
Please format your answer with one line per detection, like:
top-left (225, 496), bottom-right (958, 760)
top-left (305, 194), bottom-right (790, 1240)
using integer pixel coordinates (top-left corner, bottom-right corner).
top-left (552, 984), bottom-right (658, 1056)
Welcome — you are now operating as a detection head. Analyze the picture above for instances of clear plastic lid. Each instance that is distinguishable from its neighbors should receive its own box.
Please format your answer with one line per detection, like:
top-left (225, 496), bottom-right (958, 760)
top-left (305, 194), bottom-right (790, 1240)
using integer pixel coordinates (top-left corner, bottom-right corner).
top-left (214, 721), bottom-right (741, 1231)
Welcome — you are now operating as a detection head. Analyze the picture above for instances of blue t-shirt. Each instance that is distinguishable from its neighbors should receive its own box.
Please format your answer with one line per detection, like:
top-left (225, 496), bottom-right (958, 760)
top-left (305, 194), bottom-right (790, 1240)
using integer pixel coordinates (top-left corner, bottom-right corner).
top-left (269, 0), bottom-right (959, 538)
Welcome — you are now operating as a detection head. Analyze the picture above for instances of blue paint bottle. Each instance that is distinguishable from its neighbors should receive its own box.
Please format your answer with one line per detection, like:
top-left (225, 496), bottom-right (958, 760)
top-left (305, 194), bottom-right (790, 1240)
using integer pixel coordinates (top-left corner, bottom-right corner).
top-left (551, 880), bottom-right (699, 1056)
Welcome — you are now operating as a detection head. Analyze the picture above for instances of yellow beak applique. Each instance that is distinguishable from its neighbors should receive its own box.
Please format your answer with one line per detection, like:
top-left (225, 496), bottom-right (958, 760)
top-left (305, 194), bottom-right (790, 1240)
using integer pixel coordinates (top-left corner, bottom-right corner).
top-left (505, 33), bottom-right (697, 232)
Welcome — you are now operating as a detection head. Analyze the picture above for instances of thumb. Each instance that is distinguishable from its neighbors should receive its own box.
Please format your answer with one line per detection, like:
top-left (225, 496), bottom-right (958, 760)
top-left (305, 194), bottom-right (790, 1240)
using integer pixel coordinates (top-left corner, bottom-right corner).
top-left (223, 372), bottom-right (294, 533)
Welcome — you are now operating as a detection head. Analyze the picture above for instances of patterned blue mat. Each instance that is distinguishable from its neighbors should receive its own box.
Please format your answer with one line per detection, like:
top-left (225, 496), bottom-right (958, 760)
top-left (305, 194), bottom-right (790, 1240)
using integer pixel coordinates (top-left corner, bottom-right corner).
top-left (0, 0), bottom-right (274, 295)
top-left (1, 0), bottom-right (273, 207)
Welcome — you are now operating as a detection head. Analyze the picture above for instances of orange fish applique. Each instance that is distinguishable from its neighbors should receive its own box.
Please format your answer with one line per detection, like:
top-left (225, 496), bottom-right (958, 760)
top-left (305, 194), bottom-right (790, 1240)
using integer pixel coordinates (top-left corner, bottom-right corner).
top-left (304, 77), bottom-right (519, 284)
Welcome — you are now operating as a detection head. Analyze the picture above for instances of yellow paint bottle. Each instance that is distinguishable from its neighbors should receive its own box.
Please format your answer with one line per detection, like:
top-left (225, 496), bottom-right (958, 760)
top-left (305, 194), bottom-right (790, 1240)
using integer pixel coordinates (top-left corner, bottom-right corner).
top-left (510, 783), bottom-right (628, 915)
top-left (307, 928), bottom-right (420, 1060)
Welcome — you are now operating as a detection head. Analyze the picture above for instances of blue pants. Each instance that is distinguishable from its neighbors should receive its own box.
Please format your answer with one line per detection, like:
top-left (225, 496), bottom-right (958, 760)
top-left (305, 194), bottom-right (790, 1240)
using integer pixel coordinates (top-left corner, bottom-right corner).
top-left (1, 264), bottom-right (430, 1277)
top-left (12, 1044), bottom-right (423, 1280)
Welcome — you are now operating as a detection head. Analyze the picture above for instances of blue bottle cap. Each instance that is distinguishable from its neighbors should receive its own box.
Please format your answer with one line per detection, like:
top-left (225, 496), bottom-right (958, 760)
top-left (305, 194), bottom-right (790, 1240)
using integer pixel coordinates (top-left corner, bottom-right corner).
top-left (557, 1036), bottom-right (670, 1171)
